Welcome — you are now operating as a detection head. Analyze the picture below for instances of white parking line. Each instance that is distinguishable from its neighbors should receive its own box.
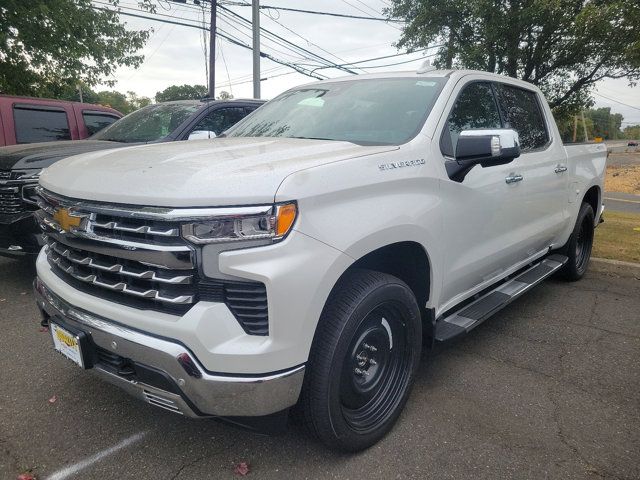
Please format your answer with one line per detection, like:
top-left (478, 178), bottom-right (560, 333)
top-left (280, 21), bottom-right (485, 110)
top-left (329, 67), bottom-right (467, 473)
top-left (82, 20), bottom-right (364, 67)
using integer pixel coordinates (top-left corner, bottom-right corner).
top-left (604, 197), bottom-right (640, 204)
top-left (46, 431), bottom-right (147, 480)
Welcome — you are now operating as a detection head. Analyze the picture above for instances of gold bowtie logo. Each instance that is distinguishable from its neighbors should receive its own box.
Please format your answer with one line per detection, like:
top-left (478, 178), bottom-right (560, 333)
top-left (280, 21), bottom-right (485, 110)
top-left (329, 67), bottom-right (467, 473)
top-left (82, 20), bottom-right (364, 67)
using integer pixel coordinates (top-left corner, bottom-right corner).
top-left (52, 208), bottom-right (83, 232)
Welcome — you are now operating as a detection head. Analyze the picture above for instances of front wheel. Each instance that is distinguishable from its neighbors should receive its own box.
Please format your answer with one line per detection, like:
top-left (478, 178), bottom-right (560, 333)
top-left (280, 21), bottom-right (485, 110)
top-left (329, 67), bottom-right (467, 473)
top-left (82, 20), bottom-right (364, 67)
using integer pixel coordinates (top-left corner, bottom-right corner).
top-left (300, 269), bottom-right (422, 452)
top-left (560, 202), bottom-right (595, 281)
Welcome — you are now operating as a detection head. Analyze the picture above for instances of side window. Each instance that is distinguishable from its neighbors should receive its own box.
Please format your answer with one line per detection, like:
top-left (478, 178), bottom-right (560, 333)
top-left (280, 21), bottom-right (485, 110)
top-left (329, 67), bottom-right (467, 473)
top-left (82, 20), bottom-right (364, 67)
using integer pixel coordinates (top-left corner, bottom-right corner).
top-left (494, 84), bottom-right (548, 150)
top-left (13, 105), bottom-right (71, 143)
top-left (83, 111), bottom-right (119, 136)
top-left (193, 107), bottom-right (247, 135)
top-left (442, 82), bottom-right (502, 156)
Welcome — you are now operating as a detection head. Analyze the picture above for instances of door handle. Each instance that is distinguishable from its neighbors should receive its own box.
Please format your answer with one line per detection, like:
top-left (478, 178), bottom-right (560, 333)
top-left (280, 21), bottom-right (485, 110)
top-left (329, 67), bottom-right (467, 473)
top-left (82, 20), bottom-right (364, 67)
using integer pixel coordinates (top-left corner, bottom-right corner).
top-left (505, 174), bottom-right (523, 184)
top-left (554, 165), bottom-right (568, 174)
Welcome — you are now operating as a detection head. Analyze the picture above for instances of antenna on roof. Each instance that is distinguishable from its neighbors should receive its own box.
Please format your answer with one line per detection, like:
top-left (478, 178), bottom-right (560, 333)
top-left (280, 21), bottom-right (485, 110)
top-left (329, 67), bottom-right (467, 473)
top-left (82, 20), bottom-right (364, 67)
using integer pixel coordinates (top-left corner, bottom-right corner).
top-left (417, 59), bottom-right (436, 74)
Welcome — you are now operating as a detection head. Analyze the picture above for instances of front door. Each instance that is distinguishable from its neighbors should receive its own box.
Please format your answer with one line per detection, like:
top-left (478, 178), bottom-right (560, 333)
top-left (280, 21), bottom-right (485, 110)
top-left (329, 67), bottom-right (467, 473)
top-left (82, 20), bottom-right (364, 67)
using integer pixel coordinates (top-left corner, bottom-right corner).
top-left (437, 81), bottom-right (534, 310)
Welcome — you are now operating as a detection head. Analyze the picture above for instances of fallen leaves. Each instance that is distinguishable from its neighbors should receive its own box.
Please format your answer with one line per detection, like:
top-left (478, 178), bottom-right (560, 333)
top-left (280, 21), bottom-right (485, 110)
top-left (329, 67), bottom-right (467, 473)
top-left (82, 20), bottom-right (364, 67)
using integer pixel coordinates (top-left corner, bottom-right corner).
top-left (234, 462), bottom-right (250, 476)
top-left (17, 473), bottom-right (36, 480)
top-left (48, 395), bottom-right (57, 404)
top-left (38, 326), bottom-right (49, 333)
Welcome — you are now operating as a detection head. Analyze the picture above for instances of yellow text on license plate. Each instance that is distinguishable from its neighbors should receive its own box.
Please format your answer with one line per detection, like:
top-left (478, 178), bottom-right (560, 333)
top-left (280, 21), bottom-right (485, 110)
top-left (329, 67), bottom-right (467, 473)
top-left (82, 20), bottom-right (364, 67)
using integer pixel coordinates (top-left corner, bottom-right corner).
top-left (55, 329), bottom-right (78, 348)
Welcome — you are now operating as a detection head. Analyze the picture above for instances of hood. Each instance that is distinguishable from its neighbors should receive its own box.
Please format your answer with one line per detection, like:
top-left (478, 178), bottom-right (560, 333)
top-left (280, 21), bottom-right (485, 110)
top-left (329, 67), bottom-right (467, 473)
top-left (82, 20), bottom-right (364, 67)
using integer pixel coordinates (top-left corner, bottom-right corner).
top-left (40, 137), bottom-right (396, 206)
top-left (0, 140), bottom-right (125, 171)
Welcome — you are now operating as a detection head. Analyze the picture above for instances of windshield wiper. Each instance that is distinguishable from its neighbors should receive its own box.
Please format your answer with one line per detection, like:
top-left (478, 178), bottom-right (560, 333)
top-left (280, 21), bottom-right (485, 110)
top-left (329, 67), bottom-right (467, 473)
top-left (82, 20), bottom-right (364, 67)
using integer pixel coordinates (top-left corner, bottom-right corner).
top-left (289, 136), bottom-right (336, 141)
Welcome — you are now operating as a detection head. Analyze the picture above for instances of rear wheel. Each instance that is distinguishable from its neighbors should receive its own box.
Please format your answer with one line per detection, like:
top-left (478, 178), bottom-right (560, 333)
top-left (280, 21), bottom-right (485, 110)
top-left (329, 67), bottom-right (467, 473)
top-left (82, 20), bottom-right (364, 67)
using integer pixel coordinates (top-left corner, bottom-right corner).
top-left (560, 202), bottom-right (595, 281)
top-left (300, 269), bottom-right (422, 452)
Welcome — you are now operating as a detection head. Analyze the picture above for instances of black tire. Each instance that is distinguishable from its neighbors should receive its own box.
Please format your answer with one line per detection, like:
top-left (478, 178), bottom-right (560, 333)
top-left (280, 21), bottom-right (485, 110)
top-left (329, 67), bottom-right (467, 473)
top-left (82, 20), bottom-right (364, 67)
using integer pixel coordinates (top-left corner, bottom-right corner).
top-left (560, 202), bottom-right (595, 281)
top-left (300, 268), bottom-right (422, 452)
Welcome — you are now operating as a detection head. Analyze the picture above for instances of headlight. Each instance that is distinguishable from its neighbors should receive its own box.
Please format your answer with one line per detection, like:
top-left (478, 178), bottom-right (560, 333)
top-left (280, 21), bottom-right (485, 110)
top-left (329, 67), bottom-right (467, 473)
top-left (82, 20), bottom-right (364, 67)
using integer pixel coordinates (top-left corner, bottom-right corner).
top-left (181, 203), bottom-right (297, 244)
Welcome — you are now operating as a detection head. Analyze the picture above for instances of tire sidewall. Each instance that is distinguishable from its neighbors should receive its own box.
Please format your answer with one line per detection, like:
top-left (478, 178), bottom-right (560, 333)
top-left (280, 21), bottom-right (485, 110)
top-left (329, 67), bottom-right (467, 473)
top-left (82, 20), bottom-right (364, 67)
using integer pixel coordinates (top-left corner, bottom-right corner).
top-left (564, 202), bottom-right (595, 280)
top-left (318, 279), bottom-right (422, 451)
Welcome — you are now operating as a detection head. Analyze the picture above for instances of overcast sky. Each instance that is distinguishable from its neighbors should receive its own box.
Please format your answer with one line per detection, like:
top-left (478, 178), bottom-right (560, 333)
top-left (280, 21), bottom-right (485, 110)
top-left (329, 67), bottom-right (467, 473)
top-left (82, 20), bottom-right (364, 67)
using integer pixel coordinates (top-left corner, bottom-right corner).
top-left (95, 0), bottom-right (640, 126)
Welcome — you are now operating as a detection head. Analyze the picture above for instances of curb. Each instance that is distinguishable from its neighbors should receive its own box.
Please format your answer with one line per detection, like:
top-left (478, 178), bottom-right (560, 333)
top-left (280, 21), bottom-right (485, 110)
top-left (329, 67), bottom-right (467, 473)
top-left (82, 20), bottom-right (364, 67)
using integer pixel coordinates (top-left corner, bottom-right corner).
top-left (590, 257), bottom-right (640, 278)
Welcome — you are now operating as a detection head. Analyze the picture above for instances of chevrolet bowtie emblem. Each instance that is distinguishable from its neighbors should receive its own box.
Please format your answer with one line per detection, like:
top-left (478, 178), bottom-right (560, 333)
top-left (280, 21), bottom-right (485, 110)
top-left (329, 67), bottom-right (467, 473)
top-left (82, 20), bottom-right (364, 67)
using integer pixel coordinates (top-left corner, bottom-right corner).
top-left (52, 208), bottom-right (83, 232)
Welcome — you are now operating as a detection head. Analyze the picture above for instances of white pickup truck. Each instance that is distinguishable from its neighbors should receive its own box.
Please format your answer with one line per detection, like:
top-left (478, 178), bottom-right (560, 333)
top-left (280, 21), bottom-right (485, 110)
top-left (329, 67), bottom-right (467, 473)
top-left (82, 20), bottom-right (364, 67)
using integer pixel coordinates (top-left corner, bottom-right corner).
top-left (33, 69), bottom-right (606, 451)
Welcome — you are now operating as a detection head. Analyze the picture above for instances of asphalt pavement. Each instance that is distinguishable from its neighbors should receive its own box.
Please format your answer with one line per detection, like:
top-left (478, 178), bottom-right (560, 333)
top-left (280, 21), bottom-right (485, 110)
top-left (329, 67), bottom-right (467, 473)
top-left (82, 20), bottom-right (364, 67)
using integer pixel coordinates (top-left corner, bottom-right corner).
top-left (603, 192), bottom-right (640, 214)
top-left (1, 256), bottom-right (639, 480)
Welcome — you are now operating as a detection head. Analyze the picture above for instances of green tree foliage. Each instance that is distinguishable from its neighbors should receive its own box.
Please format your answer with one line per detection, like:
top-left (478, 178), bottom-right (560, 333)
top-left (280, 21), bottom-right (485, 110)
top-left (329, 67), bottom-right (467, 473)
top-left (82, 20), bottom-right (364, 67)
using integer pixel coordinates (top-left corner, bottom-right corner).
top-left (623, 125), bottom-right (640, 140)
top-left (555, 107), bottom-right (625, 142)
top-left (0, 0), bottom-right (153, 97)
top-left (217, 90), bottom-right (233, 100)
top-left (155, 84), bottom-right (208, 103)
top-left (586, 107), bottom-right (624, 139)
top-left (388, 0), bottom-right (640, 115)
top-left (56, 85), bottom-right (152, 114)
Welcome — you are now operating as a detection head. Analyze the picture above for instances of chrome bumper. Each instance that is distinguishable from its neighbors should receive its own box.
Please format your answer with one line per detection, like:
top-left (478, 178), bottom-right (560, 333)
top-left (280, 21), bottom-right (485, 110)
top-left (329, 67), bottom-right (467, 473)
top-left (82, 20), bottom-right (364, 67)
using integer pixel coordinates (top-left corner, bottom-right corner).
top-left (34, 277), bottom-right (305, 418)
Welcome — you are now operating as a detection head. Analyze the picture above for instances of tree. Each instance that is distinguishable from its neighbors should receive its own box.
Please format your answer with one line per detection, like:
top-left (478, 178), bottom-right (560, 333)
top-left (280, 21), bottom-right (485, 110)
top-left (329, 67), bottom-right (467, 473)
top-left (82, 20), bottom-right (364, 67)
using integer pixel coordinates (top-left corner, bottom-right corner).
top-left (155, 84), bottom-right (208, 103)
top-left (388, 0), bottom-right (640, 114)
top-left (623, 125), bottom-right (640, 140)
top-left (126, 91), bottom-right (153, 111)
top-left (586, 107), bottom-right (624, 139)
top-left (217, 90), bottom-right (233, 100)
top-left (0, 1), bottom-right (153, 97)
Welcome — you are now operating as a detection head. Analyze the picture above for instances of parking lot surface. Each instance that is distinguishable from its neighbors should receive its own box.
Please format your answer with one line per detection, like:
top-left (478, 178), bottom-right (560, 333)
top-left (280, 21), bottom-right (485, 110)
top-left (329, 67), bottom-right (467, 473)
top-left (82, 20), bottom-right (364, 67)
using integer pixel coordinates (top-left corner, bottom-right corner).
top-left (1, 257), bottom-right (638, 479)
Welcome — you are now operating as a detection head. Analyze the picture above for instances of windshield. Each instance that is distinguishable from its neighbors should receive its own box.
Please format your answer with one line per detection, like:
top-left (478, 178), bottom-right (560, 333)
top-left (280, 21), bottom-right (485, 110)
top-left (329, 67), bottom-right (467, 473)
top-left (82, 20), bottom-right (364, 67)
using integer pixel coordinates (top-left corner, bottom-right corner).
top-left (92, 103), bottom-right (200, 143)
top-left (226, 77), bottom-right (446, 145)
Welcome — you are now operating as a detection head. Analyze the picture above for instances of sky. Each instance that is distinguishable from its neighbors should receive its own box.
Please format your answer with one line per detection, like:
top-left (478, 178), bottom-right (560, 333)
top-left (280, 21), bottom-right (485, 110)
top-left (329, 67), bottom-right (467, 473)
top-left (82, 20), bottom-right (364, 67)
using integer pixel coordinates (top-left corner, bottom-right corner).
top-left (94, 0), bottom-right (640, 126)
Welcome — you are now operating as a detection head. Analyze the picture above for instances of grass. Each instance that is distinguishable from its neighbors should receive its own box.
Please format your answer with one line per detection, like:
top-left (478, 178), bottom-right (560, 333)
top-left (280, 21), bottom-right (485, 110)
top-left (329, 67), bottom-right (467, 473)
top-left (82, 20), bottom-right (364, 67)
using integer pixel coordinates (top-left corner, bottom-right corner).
top-left (593, 210), bottom-right (640, 264)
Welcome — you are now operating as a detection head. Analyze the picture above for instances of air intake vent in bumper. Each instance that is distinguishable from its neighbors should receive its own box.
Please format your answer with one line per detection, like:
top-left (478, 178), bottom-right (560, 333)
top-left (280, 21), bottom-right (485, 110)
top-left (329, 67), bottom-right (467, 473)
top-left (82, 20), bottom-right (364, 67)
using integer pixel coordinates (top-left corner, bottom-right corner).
top-left (199, 280), bottom-right (269, 335)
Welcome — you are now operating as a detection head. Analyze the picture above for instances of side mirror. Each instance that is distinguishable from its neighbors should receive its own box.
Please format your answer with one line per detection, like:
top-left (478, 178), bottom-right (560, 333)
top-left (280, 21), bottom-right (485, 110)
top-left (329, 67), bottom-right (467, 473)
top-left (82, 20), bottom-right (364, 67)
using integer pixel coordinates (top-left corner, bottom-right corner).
top-left (188, 130), bottom-right (217, 141)
top-left (446, 129), bottom-right (520, 182)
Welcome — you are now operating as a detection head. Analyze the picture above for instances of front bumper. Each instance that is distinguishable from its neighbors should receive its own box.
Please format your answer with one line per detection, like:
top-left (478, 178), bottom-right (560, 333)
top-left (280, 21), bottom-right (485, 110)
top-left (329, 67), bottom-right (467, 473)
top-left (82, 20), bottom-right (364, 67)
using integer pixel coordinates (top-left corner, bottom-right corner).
top-left (0, 212), bottom-right (43, 257)
top-left (34, 277), bottom-right (305, 418)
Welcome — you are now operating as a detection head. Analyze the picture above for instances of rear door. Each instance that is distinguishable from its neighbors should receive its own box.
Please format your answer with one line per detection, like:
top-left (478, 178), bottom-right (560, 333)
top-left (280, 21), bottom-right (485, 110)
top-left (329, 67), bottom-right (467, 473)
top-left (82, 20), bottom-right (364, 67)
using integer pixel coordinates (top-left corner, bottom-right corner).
top-left (12, 103), bottom-right (72, 144)
top-left (437, 81), bottom-right (534, 307)
top-left (492, 83), bottom-right (568, 252)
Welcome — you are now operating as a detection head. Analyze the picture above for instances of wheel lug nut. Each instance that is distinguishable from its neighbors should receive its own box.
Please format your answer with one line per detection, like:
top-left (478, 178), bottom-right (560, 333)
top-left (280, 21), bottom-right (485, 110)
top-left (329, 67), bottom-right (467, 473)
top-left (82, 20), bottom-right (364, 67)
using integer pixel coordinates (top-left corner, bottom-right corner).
top-left (354, 368), bottom-right (369, 376)
top-left (369, 358), bottom-right (377, 366)
top-left (363, 343), bottom-right (377, 352)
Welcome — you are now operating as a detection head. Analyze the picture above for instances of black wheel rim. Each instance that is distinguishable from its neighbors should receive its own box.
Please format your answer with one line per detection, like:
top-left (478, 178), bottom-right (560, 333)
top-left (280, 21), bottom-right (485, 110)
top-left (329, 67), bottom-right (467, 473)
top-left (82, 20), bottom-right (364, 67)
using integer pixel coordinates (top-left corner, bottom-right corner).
top-left (339, 302), bottom-right (413, 434)
top-left (575, 215), bottom-right (593, 272)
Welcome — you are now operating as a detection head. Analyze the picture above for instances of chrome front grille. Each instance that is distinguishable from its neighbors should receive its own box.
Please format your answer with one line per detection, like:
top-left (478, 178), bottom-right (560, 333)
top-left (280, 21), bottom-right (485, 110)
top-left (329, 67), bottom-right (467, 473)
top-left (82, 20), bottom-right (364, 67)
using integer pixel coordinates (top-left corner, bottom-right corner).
top-left (0, 170), bottom-right (11, 181)
top-left (0, 187), bottom-right (23, 214)
top-left (36, 188), bottom-right (269, 334)
top-left (37, 189), bottom-right (197, 314)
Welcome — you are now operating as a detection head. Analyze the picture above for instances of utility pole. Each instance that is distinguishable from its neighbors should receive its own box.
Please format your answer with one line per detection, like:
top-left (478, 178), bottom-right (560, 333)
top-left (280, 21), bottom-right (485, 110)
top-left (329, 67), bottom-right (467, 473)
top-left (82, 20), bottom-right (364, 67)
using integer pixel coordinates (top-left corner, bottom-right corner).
top-left (252, 0), bottom-right (260, 99)
top-left (572, 115), bottom-right (578, 143)
top-left (209, 0), bottom-right (217, 98)
top-left (581, 111), bottom-right (589, 142)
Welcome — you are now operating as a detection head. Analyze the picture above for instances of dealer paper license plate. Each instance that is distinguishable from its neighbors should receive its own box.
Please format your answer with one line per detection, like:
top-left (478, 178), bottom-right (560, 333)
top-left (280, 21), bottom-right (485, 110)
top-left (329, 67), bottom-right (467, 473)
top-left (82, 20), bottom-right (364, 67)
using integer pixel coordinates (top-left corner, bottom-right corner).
top-left (51, 322), bottom-right (85, 368)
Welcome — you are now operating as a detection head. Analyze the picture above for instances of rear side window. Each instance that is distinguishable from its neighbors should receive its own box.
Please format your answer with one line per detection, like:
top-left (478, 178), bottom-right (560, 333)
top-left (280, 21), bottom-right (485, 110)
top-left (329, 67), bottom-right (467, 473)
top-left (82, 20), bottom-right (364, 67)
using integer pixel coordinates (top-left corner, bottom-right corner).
top-left (193, 107), bottom-right (248, 135)
top-left (494, 84), bottom-right (548, 150)
top-left (13, 105), bottom-right (71, 143)
top-left (442, 82), bottom-right (502, 157)
top-left (83, 111), bottom-right (119, 136)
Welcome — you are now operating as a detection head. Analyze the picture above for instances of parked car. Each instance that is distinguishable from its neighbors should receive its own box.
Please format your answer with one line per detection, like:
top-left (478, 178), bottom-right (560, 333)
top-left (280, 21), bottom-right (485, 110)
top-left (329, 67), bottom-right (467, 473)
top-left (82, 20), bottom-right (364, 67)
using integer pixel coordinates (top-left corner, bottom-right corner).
top-left (628, 140), bottom-right (638, 146)
top-left (0, 98), bottom-right (264, 257)
top-left (33, 70), bottom-right (606, 451)
top-left (0, 95), bottom-right (122, 147)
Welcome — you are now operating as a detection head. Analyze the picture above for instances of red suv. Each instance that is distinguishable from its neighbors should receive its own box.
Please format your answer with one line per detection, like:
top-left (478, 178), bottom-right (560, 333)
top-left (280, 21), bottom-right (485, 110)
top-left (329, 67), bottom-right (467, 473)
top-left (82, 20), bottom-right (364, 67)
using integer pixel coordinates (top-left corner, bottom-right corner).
top-left (0, 95), bottom-right (122, 146)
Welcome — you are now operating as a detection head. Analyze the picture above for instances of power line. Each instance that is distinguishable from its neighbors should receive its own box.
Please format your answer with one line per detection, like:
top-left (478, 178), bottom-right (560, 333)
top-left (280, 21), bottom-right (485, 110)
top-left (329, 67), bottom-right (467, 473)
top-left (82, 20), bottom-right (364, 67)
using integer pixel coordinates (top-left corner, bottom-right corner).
top-left (217, 4), bottom-right (358, 74)
top-left (595, 92), bottom-right (640, 111)
top-left (220, 1), bottom-right (404, 22)
top-left (308, 46), bottom-right (443, 74)
top-left (92, 6), bottom-right (326, 80)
